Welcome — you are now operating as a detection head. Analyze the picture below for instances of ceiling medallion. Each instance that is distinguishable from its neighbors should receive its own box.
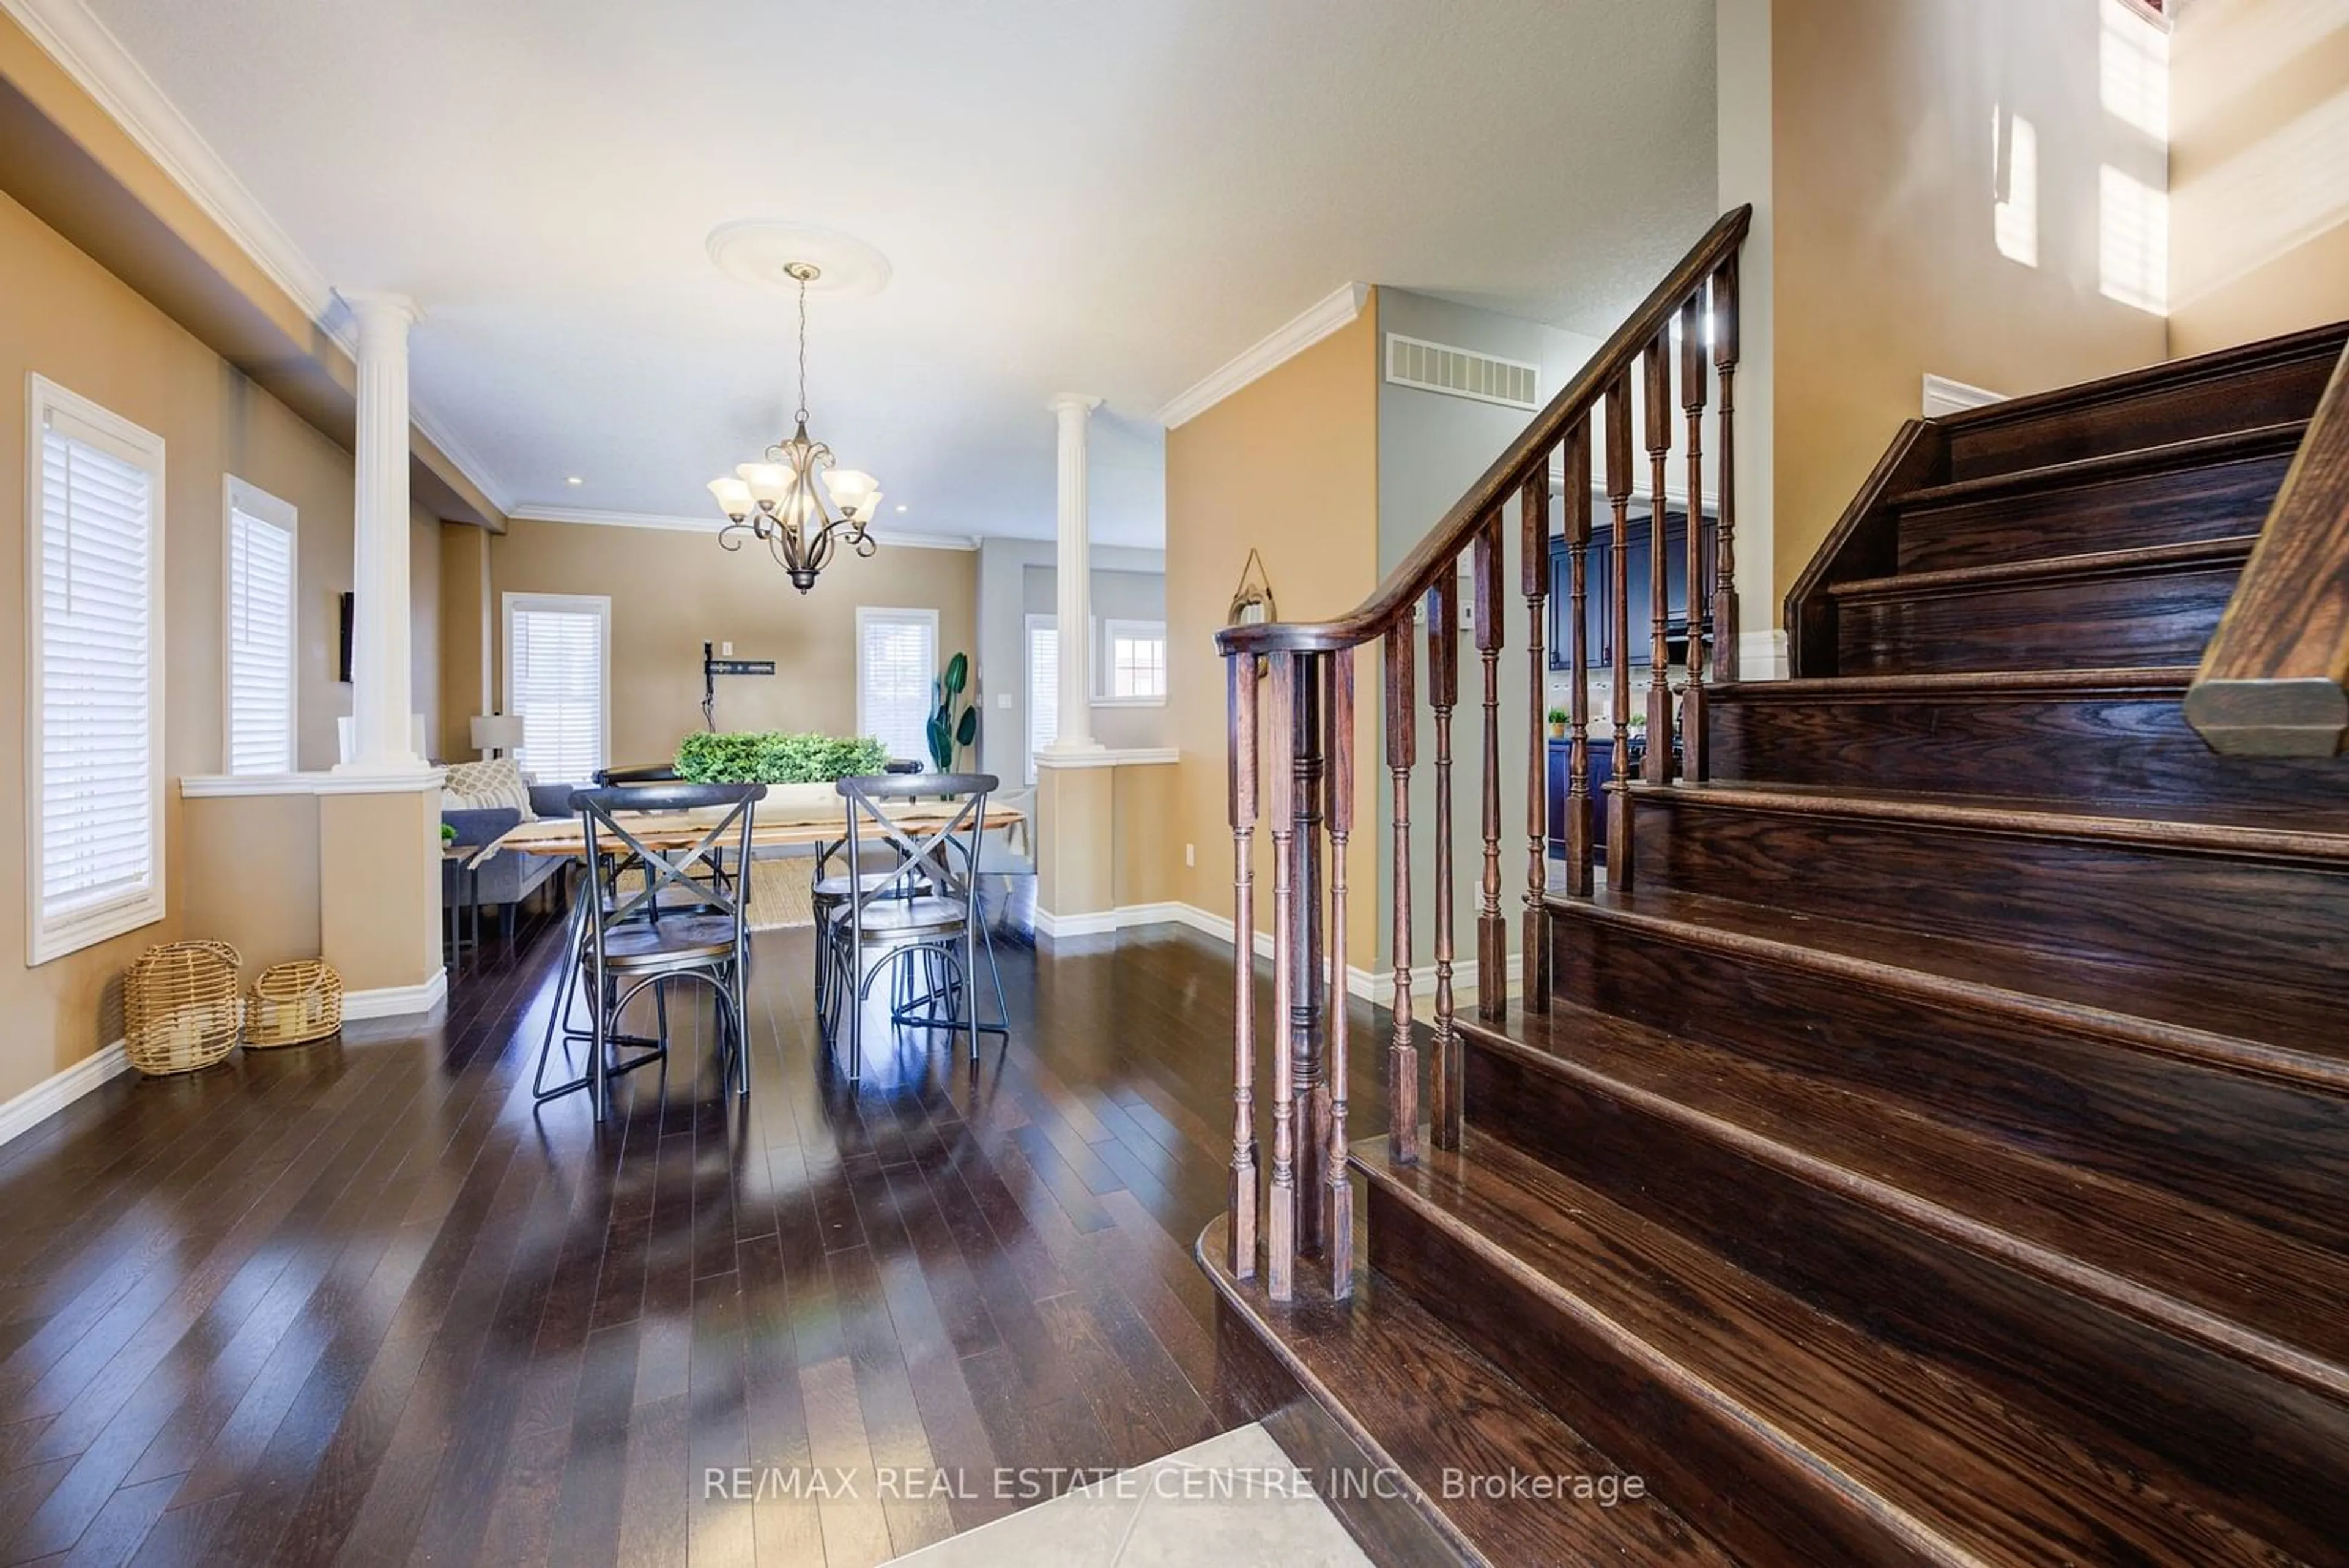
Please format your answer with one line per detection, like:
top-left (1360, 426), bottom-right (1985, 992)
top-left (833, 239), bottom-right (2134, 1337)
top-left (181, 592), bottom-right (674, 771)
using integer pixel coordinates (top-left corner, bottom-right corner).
top-left (705, 260), bottom-right (881, 593)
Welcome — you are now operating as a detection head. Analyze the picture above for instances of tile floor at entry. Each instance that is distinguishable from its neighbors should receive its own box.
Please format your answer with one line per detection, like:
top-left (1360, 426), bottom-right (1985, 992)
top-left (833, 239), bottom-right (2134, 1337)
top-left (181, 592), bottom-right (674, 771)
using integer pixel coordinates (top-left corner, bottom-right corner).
top-left (882, 1424), bottom-right (1371, 1567)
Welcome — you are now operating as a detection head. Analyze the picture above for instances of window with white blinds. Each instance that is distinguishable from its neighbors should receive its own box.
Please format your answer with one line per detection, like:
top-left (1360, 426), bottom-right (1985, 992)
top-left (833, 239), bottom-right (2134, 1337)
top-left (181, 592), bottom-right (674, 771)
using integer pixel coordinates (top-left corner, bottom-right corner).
top-left (856, 607), bottom-right (938, 767)
top-left (225, 479), bottom-right (297, 775)
top-left (26, 377), bottom-right (167, 965)
top-left (1025, 615), bottom-right (1058, 784)
top-left (503, 593), bottom-right (609, 785)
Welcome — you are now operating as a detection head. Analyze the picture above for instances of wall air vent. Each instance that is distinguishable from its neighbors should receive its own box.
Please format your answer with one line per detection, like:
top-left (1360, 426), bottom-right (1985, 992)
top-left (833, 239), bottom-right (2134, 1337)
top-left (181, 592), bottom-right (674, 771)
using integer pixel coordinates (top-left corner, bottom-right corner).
top-left (1386, 333), bottom-right (1541, 411)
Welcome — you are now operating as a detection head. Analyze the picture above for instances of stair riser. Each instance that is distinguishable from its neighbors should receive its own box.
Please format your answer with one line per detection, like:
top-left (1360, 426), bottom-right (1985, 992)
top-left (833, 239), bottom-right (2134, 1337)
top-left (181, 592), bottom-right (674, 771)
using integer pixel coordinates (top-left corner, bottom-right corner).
top-left (1709, 688), bottom-right (2349, 824)
top-left (1544, 909), bottom-right (2349, 1257)
top-left (1834, 561), bottom-right (2239, 675)
top-left (1895, 453), bottom-right (2290, 573)
top-left (1362, 1180), bottom-right (1946, 1567)
top-left (1628, 800), bottom-right (2349, 1005)
top-left (1945, 352), bottom-right (2336, 481)
top-left (1460, 1042), bottom-right (2349, 1562)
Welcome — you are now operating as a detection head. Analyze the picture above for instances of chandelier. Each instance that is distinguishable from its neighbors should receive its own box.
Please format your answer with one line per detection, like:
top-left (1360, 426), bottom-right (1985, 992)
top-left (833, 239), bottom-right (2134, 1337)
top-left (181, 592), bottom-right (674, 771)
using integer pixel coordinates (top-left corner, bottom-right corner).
top-left (705, 261), bottom-right (881, 592)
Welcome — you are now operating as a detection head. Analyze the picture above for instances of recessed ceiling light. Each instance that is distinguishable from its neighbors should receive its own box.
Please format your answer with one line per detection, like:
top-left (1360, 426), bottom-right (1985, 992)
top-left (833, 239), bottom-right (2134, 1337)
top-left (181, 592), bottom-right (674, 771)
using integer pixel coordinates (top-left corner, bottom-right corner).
top-left (896, 503), bottom-right (907, 513)
top-left (565, 475), bottom-right (585, 486)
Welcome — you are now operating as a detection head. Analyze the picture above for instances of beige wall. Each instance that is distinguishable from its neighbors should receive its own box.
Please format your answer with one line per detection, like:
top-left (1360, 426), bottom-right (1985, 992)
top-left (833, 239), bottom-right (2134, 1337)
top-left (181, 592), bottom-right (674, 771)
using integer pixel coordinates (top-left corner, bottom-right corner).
top-left (439, 522), bottom-right (491, 759)
top-left (480, 519), bottom-right (979, 771)
top-left (1769, 0), bottom-right (2171, 600)
top-left (0, 187), bottom-right (443, 1101)
top-left (181, 795), bottom-right (322, 973)
top-left (1162, 302), bottom-right (1381, 960)
top-left (2170, 0), bottom-right (2349, 354)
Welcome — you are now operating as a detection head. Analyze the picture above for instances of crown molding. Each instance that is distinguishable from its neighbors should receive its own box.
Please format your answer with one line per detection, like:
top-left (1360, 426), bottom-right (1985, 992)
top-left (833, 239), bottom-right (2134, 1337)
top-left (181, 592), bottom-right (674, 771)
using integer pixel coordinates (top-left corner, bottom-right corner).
top-left (508, 506), bottom-right (981, 551)
top-left (1154, 281), bottom-right (1370, 429)
top-left (1, 0), bottom-right (513, 514)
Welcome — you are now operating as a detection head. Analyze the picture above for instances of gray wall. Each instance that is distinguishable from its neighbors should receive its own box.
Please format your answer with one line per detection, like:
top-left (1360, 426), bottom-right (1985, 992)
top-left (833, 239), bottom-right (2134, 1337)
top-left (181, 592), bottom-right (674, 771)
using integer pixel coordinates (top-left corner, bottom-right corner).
top-left (975, 537), bottom-right (1170, 782)
top-left (1375, 290), bottom-right (1600, 975)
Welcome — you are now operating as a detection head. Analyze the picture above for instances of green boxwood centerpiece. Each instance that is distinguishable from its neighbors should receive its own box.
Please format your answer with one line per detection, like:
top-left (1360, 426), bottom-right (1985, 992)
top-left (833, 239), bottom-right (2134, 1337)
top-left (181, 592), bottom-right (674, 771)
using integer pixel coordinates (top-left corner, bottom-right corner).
top-left (674, 730), bottom-right (891, 785)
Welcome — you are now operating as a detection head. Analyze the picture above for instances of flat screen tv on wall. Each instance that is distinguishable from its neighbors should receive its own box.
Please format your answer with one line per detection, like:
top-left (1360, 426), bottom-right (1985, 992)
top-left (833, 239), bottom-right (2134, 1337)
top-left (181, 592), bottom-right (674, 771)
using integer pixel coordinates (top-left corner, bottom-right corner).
top-left (338, 592), bottom-right (354, 683)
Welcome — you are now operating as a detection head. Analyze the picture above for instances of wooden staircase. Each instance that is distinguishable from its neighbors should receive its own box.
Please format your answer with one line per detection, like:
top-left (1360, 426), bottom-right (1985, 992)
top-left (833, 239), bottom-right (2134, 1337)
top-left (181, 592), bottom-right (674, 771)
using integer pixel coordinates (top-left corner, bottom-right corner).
top-left (1201, 210), bottom-right (2349, 1566)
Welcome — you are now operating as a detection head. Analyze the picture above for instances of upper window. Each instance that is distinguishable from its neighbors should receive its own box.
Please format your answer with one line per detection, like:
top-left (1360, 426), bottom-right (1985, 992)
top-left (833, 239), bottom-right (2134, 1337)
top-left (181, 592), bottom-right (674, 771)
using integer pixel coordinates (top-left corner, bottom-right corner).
top-left (503, 592), bottom-right (609, 785)
top-left (857, 607), bottom-right (938, 766)
top-left (1025, 614), bottom-right (1059, 783)
top-left (225, 478), bottom-right (297, 775)
top-left (26, 376), bottom-right (166, 965)
top-left (1102, 618), bottom-right (1168, 704)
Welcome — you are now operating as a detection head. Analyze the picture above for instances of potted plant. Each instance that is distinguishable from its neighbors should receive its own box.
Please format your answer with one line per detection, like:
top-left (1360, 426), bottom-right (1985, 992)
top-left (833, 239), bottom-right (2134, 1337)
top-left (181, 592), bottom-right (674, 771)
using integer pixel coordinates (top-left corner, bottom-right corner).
top-left (927, 652), bottom-right (979, 773)
top-left (1546, 707), bottom-right (1569, 740)
top-left (674, 730), bottom-right (892, 817)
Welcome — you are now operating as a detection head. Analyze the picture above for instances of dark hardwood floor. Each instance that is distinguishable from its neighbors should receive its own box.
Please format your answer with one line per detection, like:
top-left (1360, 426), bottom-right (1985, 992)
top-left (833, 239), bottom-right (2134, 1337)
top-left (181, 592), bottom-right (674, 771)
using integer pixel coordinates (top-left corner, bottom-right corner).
top-left (0, 894), bottom-right (1381, 1567)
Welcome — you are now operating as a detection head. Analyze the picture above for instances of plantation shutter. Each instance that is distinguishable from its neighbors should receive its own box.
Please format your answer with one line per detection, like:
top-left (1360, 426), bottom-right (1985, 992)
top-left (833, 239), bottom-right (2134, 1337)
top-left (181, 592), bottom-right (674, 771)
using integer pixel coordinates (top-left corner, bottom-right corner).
top-left (35, 406), bottom-right (161, 948)
top-left (858, 609), bottom-right (935, 765)
top-left (507, 599), bottom-right (607, 784)
top-left (226, 502), bottom-right (295, 773)
top-left (1026, 619), bottom-right (1058, 782)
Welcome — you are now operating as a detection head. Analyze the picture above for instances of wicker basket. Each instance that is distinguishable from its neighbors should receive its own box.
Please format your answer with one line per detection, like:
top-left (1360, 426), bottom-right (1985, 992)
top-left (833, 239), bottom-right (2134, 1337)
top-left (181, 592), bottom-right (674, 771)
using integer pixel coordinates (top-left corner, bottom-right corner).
top-left (123, 940), bottom-right (243, 1076)
top-left (245, 959), bottom-right (343, 1048)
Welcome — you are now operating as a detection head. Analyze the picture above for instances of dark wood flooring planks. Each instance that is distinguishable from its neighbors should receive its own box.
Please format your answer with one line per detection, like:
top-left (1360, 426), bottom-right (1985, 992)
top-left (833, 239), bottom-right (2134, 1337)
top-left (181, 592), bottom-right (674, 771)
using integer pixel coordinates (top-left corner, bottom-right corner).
top-left (0, 894), bottom-right (1341, 1567)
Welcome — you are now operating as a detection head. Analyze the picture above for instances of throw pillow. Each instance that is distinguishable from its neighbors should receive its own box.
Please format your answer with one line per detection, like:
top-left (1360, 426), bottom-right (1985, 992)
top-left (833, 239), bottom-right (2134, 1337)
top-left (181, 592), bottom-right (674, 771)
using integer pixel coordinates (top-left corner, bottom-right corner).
top-left (442, 755), bottom-right (535, 819)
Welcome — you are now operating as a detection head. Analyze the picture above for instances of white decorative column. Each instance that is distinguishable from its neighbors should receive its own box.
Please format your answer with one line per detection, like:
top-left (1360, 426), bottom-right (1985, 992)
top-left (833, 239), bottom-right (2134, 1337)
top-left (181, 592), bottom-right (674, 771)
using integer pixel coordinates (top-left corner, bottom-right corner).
top-left (1044, 393), bottom-right (1105, 755)
top-left (336, 290), bottom-right (429, 775)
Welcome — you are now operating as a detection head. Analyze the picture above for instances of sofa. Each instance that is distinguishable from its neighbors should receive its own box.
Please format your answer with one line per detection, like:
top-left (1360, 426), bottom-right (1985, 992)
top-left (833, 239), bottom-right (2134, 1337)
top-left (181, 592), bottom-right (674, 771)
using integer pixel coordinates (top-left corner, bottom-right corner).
top-left (442, 779), bottom-right (577, 931)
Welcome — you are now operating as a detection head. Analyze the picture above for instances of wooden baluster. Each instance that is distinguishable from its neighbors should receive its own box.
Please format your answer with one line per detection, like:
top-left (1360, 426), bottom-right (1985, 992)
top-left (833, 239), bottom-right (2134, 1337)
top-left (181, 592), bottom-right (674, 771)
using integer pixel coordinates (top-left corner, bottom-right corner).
top-left (1521, 464), bottom-right (1553, 1014)
top-left (1680, 293), bottom-right (1712, 782)
top-left (1427, 571), bottom-right (1461, 1153)
top-left (1226, 652), bottom-right (1260, 1280)
top-left (1324, 647), bottom-right (1356, 1298)
top-left (1265, 652), bottom-right (1299, 1301)
top-left (1474, 511), bottom-right (1506, 1022)
top-left (1385, 621), bottom-right (1419, 1165)
top-left (1606, 370), bottom-right (1638, 890)
top-left (1291, 650), bottom-right (1327, 1263)
top-left (1642, 333), bottom-right (1675, 783)
top-left (1712, 259), bottom-right (1742, 679)
top-left (1563, 420), bottom-right (1597, 898)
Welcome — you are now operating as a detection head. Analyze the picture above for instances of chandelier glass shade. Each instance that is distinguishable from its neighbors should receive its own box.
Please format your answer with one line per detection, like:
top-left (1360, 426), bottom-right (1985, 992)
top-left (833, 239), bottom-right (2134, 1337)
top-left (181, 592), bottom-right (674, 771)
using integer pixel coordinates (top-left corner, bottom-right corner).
top-left (706, 261), bottom-right (880, 592)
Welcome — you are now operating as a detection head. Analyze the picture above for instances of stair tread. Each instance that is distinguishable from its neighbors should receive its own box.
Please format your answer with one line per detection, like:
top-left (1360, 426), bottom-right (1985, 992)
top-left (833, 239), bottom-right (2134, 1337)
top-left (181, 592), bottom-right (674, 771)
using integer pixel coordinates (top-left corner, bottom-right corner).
top-left (1827, 533), bottom-right (2257, 600)
top-left (1359, 1135), bottom-right (2312, 1568)
top-left (1452, 997), bottom-right (2349, 1391)
top-left (1195, 1214), bottom-right (1737, 1568)
top-left (1545, 879), bottom-right (2349, 1094)
top-left (1630, 777), bottom-right (2349, 861)
top-left (1713, 666), bottom-right (2194, 699)
top-left (1895, 422), bottom-right (2309, 510)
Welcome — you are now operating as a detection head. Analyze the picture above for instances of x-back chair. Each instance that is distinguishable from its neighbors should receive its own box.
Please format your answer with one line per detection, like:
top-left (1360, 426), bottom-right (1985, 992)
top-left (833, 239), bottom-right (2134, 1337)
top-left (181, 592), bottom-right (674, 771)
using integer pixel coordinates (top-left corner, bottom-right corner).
top-left (822, 772), bottom-right (1007, 1079)
top-left (534, 780), bottom-right (763, 1120)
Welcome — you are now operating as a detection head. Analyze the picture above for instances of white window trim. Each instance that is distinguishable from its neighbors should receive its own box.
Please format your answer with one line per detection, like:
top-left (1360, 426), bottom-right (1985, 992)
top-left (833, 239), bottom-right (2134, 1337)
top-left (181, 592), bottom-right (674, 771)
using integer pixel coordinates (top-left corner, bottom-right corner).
top-left (501, 591), bottom-right (611, 780)
top-left (24, 374), bottom-right (168, 965)
top-left (1096, 615), bottom-right (1168, 707)
top-left (856, 605), bottom-right (940, 760)
top-left (221, 475), bottom-right (299, 776)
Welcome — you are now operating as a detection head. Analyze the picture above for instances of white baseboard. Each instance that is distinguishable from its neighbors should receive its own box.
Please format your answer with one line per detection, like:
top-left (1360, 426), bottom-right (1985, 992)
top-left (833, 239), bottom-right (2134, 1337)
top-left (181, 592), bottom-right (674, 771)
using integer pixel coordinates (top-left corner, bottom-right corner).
top-left (1034, 901), bottom-right (1522, 1006)
top-left (343, 966), bottom-right (449, 1022)
top-left (0, 1039), bottom-right (130, 1151)
top-left (1737, 628), bottom-right (1791, 680)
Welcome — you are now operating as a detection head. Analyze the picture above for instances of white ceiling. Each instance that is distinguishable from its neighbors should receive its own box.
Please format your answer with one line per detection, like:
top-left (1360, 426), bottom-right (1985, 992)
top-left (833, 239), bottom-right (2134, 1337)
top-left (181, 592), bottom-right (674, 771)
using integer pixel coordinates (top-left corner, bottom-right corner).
top-left (68, 0), bottom-right (1717, 548)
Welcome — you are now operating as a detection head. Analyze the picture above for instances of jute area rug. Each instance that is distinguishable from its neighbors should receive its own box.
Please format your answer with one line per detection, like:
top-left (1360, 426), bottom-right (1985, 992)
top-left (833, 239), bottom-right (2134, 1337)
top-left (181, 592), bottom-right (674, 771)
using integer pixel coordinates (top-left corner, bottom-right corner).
top-left (744, 858), bottom-right (818, 930)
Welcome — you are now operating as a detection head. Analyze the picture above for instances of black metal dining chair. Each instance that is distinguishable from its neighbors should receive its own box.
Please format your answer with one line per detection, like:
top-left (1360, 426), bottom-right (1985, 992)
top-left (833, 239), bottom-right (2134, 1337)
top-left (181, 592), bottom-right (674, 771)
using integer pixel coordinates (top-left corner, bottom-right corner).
top-left (538, 781), bottom-right (763, 1120)
top-left (820, 772), bottom-right (1003, 1078)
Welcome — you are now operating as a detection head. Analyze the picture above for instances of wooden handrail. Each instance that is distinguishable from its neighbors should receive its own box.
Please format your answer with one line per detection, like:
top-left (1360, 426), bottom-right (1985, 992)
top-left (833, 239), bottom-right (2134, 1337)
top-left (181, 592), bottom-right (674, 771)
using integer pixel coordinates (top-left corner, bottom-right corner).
top-left (1217, 205), bottom-right (1751, 658)
top-left (2185, 339), bottom-right (2349, 757)
top-left (1220, 209), bottom-right (1750, 1302)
